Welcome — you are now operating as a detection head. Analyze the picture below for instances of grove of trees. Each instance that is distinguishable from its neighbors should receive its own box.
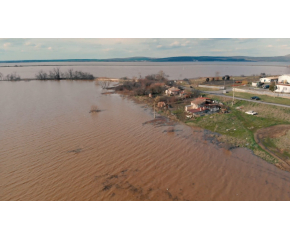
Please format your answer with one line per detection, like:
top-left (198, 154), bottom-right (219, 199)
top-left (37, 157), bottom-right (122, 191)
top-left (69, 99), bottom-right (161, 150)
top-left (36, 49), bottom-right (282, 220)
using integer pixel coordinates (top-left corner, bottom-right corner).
top-left (35, 68), bottom-right (94, 80)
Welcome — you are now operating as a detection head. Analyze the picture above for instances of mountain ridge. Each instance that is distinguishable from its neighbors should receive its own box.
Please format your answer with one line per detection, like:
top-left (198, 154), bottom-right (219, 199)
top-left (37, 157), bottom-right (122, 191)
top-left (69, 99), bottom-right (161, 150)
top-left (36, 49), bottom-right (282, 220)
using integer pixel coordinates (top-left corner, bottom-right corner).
top-left (1, 55), bottom-right (290, 63)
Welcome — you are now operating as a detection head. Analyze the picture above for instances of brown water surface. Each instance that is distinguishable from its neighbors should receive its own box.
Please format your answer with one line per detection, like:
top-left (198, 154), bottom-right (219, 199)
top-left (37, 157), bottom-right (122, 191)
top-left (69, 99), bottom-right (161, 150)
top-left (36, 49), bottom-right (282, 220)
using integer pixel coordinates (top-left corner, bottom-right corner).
top-left (1, 80), bottom-right (290, 200)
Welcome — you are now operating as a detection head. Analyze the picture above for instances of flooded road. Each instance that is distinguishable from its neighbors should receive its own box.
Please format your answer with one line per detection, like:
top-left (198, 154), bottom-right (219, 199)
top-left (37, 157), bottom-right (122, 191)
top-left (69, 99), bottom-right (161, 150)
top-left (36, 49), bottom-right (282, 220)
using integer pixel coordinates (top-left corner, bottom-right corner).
top-left (1, 80), bottom-right (290, 200)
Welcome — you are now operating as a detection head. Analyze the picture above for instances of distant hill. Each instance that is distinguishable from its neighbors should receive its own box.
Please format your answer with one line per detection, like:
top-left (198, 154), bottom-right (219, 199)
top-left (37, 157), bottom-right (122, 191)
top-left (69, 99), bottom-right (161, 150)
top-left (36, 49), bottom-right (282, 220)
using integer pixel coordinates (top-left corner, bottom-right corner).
top-left (2, 55), bottom-right (290, 63)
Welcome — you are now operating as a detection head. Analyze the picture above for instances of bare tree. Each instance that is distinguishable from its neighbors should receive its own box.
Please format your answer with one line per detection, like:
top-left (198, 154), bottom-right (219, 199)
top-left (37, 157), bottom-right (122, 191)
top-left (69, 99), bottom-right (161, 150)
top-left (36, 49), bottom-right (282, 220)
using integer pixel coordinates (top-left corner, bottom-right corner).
top-left (67, 68), bottom-right (74, 79)
top-left (49, 68), bottom-right (61, 80)
top-left (5, 72), bottom-right (21, 81)
top-left (99, 81), bottom-right (111, 89)
top-left (0, 72), bottom-right (3, 80)
top-left (35, 70), bottom-right (48, 80)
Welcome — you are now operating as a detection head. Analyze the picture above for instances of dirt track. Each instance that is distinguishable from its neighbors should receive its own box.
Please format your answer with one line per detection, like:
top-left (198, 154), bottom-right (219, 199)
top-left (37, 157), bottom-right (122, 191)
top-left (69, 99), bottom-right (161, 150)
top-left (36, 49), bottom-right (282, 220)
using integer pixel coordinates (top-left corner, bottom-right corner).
top-left (255, 125), bottom-right (290, 171)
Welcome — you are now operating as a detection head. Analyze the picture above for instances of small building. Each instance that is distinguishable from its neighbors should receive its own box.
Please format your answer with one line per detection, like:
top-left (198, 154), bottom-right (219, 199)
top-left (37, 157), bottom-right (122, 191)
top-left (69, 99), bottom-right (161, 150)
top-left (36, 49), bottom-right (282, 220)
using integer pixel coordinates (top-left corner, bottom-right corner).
top-left (275, 84), bottom-right (290, 93)
top-left (278, 75), bottom-right (290, 84)
top-left (259, 77), bottom-right (278, 83)
top-left (165, 87), bottom-right (181, 96)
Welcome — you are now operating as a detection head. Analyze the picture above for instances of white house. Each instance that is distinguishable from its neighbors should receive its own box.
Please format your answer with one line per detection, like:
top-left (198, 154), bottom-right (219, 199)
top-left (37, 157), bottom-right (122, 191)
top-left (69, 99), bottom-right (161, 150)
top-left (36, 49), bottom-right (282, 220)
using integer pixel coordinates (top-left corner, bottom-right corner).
top-left (275, 84), bottom-right (290, 93)
top-left (278, 75), bottom-right (290, 84)
top-left (259, 77), bottom-right (278, 83)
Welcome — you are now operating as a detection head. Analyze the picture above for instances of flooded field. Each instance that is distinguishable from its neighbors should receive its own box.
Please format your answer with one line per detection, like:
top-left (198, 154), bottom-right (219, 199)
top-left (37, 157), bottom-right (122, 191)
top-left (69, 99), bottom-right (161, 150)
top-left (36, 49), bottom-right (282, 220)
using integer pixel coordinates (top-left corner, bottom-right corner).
top-left (1, 80), bottom-right (290, 200)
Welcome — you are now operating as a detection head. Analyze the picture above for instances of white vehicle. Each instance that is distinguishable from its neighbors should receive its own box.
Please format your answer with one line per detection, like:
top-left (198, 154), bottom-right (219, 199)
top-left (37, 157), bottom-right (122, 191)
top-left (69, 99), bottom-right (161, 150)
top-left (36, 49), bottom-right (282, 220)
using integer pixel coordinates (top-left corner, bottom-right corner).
top-left (245, 110), bottom-right (257, 115)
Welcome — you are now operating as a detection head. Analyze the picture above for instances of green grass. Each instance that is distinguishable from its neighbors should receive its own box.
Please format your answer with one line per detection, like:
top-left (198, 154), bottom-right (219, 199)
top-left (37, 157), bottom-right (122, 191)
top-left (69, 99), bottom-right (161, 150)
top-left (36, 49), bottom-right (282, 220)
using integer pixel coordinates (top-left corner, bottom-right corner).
top-left (225, 91), bottom-right (290, 106)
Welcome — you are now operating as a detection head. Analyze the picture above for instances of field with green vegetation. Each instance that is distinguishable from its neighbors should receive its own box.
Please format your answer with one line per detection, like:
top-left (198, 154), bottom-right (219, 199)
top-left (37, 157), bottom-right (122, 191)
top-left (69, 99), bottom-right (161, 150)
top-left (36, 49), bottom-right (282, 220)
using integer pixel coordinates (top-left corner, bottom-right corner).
top-left (184, 95), bottom-right (290, 165)
top-left (225, 91), bottom-right (290, 106)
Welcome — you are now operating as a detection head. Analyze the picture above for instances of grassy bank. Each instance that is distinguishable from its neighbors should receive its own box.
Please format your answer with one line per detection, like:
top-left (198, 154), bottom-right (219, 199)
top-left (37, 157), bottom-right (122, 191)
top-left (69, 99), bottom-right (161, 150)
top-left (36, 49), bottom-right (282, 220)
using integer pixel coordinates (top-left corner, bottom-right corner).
top-left (225, 91), bottom-right (290, 106)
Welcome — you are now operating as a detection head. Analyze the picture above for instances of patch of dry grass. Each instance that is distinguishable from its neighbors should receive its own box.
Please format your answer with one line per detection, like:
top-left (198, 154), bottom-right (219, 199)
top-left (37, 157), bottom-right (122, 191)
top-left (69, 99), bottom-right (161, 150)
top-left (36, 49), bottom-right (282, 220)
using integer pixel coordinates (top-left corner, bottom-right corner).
top-left (240, 102), bottom-right (290, 122)
top-left (272, 129), bottom-right (290, 151)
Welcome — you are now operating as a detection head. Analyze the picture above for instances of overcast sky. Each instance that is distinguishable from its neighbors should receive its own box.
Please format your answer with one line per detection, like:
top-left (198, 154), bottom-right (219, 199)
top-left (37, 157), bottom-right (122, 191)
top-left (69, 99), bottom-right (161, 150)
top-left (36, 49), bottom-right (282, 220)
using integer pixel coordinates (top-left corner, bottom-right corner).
top-left (1, 38), bottom-right (290, 61)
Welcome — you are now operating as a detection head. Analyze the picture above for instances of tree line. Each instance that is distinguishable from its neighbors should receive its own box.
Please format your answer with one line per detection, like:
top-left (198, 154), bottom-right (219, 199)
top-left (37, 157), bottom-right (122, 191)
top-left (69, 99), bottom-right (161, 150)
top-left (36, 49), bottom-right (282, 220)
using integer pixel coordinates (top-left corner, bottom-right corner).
top-left (35, 68), bottom-right (94, 80)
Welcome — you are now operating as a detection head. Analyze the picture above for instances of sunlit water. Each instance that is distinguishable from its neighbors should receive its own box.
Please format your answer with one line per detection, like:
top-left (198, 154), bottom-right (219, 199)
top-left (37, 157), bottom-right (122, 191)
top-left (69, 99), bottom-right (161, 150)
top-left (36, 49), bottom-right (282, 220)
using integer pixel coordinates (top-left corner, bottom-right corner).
top-left (1, 80), bottom-right (290, 200)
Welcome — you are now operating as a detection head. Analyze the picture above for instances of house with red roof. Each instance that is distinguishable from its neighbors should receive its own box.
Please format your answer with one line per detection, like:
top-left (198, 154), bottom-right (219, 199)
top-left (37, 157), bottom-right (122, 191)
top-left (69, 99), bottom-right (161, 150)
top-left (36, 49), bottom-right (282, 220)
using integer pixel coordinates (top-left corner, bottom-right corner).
top-left (185, 97), bottom-right (220, 117)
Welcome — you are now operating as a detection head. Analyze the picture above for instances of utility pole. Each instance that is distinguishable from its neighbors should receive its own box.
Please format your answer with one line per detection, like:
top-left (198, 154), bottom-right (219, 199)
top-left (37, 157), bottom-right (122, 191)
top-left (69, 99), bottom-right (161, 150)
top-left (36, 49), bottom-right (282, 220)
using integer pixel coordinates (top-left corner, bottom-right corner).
top-left (223, 77), bottom-right (225, 89)
top-left (232, 78), bottom-right (235, 106)
top-left (154, 102), bottom-right (156, 119)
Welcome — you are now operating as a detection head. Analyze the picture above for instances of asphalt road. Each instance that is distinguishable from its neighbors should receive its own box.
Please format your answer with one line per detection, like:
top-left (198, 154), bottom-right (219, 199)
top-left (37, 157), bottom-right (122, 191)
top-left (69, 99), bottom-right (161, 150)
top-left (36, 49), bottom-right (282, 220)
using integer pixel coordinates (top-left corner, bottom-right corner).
top-left (202, 90), bottom-right (290, 109)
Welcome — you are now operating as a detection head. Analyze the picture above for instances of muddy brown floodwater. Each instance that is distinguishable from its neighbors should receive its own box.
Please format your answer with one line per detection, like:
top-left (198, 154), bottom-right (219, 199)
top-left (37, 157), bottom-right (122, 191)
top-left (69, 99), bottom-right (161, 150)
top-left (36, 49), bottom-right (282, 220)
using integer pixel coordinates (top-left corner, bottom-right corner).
top-left (1, 80), bottom-right (290, 200)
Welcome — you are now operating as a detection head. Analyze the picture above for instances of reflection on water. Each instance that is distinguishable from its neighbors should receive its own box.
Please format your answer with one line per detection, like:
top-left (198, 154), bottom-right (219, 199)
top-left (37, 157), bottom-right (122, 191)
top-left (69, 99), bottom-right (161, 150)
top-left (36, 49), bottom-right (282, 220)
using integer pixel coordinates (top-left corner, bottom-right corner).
top-left (1, 80), bottom-right (290, 200)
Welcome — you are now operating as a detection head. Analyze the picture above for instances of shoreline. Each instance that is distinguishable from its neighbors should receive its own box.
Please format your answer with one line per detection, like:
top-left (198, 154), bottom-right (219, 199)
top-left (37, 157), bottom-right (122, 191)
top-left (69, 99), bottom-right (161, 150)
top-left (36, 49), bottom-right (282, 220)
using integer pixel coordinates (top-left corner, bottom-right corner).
top-left (113, 88), bottom-right (290, 172)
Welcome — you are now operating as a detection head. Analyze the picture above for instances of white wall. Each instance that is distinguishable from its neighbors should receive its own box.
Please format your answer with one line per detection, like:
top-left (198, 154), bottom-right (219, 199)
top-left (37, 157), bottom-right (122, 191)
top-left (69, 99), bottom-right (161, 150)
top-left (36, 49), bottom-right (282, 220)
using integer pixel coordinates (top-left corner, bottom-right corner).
top-left (275, 85), bottom-right (290, 93)
top-left (259, 78), bottom-right (272, 83)
top-left (278, 75), bottom-right (290, 84)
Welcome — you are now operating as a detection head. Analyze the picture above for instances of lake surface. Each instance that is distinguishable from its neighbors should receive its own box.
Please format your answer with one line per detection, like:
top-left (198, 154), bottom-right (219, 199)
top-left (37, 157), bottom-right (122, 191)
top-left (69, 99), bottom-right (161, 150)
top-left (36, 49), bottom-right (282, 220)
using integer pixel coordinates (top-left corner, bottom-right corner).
top-left (1, 62), bottom-right (290, 79)
top-left (1, 80), bottom-right (290, 200)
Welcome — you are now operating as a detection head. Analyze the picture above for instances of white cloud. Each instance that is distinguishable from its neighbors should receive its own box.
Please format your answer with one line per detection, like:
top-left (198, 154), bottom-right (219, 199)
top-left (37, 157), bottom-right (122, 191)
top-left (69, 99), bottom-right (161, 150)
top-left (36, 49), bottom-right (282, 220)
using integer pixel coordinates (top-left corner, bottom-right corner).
top-left (267, 45), bottom-right (273, 48)
top-left (103, 48), bottom-right (113, 52)
top-left (157, 45), bottom-right (163, 48)
top-left (181, 40), bottom-right (190, 46)
top-left (48, 47), bottom-right (52, 50)
top-left (169, 41), bottom-right (180, 47)
top-left (3, 42), bottom-right (11, 49)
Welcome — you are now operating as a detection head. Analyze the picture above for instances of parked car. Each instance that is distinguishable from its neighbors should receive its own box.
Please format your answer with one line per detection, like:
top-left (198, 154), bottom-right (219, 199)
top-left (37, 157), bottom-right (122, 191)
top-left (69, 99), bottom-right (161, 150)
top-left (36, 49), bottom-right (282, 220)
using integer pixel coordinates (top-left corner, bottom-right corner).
top-left (245, 110), bottom-right (258, 115)
top-left (190, 86), bottom-right (193, 88)
top-left (251, 96), bottom-right (261, 100)
top-left (263, 85), bottom-right (270, 89)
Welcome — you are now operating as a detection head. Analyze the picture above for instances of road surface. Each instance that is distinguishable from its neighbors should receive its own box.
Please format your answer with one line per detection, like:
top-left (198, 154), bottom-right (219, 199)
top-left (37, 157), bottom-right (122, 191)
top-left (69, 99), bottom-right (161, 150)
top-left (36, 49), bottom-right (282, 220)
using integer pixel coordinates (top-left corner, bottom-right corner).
top-left (202, 90), bottom-right (290, 109)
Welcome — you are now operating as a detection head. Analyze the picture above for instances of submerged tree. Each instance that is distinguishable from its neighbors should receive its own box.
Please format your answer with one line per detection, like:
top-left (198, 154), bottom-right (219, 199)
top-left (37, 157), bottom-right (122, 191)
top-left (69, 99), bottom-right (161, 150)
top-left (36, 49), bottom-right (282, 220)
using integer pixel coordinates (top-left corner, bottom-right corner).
top-left (5, 72), bottom-right (21, 81)
top-left (35, 70), bottom-right (48, 80)
top-left (49, 68), bottom-right (61, 80)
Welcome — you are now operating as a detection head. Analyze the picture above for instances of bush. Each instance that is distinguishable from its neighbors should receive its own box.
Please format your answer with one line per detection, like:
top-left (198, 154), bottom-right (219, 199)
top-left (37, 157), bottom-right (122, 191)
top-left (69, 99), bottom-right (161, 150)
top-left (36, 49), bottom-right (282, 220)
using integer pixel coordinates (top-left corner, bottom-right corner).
top-left (269, 82), bottom-right (275, 92)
